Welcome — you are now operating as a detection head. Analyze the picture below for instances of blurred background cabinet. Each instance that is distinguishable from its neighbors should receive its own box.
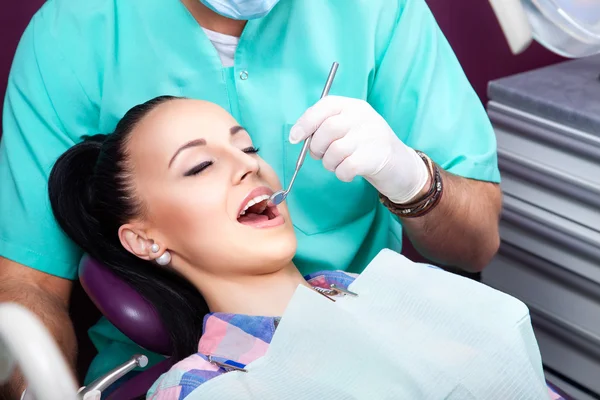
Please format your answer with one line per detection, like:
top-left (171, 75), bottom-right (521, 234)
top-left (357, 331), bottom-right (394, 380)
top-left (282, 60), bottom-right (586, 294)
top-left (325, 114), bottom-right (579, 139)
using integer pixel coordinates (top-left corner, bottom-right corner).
top-left (484, 56), bottom-right (600, 400)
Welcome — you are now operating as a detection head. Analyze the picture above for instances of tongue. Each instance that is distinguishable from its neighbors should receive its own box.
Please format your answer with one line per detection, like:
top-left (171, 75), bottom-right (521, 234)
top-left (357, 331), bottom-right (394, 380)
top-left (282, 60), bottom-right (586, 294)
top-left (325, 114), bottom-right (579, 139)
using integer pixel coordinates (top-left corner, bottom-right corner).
top-left (238, 212), bottom-right (269, 225)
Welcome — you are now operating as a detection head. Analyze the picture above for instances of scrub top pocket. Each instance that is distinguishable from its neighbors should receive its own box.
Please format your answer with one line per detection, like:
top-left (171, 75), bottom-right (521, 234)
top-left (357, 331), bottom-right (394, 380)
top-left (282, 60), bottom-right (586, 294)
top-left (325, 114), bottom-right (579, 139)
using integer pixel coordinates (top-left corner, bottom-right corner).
top-left (281, 124), bottom-right (378, 236)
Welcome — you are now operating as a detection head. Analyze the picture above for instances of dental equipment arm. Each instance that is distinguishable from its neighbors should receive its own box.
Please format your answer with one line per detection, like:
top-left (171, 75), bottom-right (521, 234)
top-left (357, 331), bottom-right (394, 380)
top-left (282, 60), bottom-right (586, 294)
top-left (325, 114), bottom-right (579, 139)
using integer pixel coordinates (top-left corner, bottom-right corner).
top-left (0, 303), bottom-right (78, 400)
top-left (400, 171), bottom-right (502, 273)
top-left (0, 257), bottom-right (76, 400)
top-left (78, 354), bottom-right (148, 397)
top-left (0, 302), bottom-right (150, 400)
top-left (490, 0), bottom-right (600, 58)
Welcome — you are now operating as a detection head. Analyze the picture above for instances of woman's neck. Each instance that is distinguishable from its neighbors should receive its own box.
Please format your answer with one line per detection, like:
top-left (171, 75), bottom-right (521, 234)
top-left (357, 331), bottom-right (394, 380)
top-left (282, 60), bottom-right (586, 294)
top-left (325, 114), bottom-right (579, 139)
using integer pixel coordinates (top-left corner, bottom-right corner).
top-left (180, 0), bottom-right (247, 37)
top-left (193, 262), bottom-right (311, 317)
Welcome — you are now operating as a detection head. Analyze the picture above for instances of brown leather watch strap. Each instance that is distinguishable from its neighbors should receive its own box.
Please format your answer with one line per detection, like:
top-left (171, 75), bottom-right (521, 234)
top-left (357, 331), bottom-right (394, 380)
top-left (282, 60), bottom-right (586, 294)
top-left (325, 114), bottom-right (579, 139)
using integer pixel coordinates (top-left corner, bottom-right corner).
top-left (378, 151), bottom-right (444, 218)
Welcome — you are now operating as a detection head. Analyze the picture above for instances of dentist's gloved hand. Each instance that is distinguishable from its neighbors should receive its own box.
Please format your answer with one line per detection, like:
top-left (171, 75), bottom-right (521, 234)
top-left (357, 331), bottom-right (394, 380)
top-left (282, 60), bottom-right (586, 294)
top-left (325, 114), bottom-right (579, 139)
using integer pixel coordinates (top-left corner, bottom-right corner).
top-left (290, 96), bottom-right (430, 205)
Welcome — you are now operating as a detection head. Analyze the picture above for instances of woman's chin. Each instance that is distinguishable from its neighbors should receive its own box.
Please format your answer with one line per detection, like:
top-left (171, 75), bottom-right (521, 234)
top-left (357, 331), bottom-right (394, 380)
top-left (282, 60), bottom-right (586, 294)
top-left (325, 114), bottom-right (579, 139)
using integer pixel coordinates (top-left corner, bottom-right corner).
top-left (245, 233), bottom-right (297, 271)
top-left (184, 218), bottom-right (297, 274)
top-left (264, 236), bottom-right (297, 263)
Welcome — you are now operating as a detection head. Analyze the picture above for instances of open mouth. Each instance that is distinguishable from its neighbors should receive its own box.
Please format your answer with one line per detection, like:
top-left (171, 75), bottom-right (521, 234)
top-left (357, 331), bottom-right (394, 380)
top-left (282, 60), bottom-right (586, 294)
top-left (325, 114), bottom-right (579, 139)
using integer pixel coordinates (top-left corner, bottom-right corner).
top-left (237, 193), bottom-right (282, 227)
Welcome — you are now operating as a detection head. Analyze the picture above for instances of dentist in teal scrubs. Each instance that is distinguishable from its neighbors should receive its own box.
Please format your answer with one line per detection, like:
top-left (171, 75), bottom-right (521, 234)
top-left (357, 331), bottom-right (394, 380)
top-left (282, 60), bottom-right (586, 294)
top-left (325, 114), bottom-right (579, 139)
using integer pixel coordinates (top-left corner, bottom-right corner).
top-left (0, 0), bottom-right (502, 395)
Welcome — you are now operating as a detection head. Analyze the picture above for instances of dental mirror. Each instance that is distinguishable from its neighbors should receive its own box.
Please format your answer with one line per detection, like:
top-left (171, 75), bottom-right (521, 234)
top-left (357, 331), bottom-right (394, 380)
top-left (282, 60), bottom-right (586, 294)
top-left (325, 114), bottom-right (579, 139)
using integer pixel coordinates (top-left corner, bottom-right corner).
top-left (269, 61), bottom-right (339, 206)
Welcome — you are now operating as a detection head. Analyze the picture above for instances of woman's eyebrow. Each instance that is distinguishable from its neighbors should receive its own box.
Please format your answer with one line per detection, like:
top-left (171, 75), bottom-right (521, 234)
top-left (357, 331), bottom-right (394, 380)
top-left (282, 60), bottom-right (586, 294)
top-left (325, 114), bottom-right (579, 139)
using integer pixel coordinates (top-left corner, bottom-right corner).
top-left (169, 138), bottom-right (206, 168)
top-left (169, 126), bottom-right (247, 168)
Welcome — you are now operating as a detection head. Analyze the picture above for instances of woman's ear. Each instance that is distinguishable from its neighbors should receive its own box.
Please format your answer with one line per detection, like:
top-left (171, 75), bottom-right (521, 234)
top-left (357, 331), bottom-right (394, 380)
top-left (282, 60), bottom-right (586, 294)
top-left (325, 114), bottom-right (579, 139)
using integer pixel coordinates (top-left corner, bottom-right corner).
top-left (118, 224), bottom-right (157, 260)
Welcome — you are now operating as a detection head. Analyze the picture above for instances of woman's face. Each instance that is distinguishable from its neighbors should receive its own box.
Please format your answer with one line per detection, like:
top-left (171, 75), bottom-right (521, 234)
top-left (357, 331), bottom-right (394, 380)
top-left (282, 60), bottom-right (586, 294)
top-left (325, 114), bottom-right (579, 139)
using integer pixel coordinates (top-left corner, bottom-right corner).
top-left (124, 99), bottom-right (296, 276)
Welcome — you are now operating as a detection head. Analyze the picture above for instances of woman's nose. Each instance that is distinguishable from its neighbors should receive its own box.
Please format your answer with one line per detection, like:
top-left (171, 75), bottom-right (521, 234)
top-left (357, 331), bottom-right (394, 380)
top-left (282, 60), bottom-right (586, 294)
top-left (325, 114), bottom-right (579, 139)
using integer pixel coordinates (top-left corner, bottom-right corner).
top-left (232, 152), bottom-right (260, 184)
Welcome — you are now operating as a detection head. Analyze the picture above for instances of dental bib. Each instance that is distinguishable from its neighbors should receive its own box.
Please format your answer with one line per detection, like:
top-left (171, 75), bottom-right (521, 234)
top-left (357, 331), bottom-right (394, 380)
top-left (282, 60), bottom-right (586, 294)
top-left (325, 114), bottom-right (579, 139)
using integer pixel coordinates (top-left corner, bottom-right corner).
top-left (187, 249), bottom-right (550, 399)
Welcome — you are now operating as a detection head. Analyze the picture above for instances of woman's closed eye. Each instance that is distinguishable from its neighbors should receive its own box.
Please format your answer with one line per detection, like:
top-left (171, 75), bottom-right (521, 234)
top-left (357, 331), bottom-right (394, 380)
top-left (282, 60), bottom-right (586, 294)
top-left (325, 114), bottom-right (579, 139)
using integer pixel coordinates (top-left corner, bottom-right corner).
top-left (184, 147), bottom-right (260, 176)
top-left (184, 161), bottom-right (213, 177)
top-left (242, 146), bottom-right (260, 154)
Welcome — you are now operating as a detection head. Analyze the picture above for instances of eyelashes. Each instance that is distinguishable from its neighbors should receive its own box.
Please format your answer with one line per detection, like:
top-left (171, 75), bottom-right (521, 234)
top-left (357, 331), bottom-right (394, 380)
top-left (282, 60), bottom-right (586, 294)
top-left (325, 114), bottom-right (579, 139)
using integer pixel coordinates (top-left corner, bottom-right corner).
top-left (184, 147), bottom-right (260, 177)
top-left (184, 161), bottom-right (213, 177)
top-left (242, 146), bottom-right (260, 154)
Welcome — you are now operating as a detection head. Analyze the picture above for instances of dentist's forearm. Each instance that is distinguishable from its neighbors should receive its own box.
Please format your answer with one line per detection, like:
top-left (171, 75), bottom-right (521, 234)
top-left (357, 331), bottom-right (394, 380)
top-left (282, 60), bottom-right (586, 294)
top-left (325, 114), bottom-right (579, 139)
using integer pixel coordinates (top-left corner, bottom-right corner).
top-left (399, 170), bottom-right (502, 272)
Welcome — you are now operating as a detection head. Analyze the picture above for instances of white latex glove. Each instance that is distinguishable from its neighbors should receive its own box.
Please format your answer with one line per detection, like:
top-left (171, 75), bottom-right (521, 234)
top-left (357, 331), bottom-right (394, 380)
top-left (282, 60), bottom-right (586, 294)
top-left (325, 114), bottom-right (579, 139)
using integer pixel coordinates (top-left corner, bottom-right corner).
top-left (290, 96), bottom-right (429, 204)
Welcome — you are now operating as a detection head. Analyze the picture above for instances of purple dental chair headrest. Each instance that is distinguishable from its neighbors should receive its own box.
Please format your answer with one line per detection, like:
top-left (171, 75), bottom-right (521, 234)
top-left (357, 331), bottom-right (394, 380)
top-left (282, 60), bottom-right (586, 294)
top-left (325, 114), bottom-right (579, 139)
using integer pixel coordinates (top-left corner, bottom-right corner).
top-left (78, 254), bottom-right (172, 356)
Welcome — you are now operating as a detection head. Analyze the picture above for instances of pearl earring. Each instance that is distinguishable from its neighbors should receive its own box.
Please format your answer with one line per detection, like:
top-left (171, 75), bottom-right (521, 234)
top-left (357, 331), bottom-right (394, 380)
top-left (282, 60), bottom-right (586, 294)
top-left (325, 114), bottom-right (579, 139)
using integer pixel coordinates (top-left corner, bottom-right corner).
top-left (155, 251), bottom-right (172, 266)
top-left (151, 243), bottom-right (160, 253)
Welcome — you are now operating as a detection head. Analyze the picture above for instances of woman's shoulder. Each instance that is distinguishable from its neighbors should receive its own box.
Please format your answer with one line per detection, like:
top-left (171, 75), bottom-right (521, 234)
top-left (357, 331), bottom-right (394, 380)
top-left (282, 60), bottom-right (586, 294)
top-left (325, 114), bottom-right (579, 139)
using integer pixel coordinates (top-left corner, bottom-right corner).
top-left (147, 353), bottom-right (223, 399)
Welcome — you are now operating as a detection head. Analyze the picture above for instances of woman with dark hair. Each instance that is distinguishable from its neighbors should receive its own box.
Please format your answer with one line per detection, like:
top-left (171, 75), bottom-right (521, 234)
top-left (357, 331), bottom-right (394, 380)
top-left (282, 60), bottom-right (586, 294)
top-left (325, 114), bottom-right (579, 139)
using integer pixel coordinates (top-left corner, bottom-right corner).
top-left (47, 97), bottom-right (558, 399)
top-left (48, 95), bottom-right (301, 364)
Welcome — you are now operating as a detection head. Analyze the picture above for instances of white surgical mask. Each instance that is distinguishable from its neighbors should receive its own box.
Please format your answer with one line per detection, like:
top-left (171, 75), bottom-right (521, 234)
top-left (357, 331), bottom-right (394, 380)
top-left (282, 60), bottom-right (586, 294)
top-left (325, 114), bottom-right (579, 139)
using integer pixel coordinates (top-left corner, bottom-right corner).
top-left (199, 0), bottom-right (280, 20)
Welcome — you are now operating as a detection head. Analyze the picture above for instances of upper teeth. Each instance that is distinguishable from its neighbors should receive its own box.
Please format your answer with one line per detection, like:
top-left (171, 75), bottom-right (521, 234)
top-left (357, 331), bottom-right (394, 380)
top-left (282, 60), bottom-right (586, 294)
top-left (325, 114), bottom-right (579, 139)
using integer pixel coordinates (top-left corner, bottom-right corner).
top-left (240, 194), bottom-right (270, 216)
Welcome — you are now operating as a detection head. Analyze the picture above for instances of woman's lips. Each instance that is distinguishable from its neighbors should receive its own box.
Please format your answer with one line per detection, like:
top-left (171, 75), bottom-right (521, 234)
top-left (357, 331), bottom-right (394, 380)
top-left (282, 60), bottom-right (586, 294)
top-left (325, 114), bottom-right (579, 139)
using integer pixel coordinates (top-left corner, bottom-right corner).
top-left (237, 186), bottom-right (285, 229)
top-left (238, 186), bottom-right (275, 217)
top-left (237, 201), bottom-right (283, 229)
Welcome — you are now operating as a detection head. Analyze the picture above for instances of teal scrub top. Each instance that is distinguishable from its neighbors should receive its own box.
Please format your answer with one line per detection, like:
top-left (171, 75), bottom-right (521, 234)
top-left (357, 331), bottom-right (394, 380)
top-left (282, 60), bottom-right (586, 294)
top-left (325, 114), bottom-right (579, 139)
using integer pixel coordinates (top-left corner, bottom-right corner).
top-left (0, 0), bottom-right (500, 383)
